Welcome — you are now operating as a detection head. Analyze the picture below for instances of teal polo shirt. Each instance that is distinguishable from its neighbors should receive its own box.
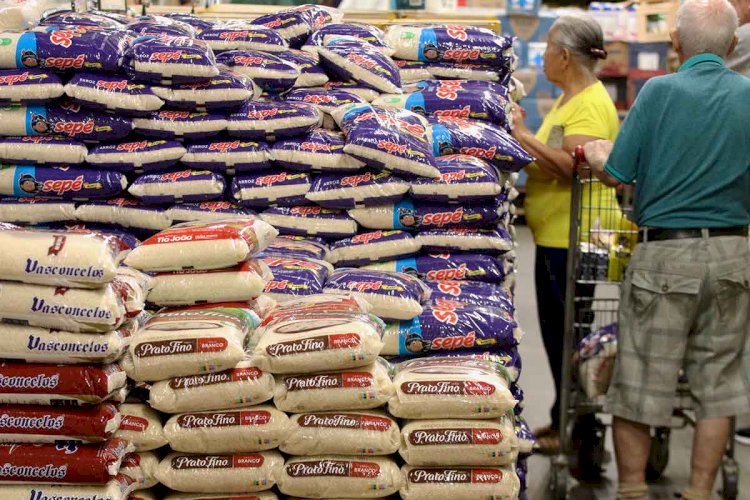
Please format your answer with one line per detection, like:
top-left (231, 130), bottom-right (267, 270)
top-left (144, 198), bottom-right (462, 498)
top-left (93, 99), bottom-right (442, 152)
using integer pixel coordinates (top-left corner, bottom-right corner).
top-left (605, 54), bottom-right (750, 228)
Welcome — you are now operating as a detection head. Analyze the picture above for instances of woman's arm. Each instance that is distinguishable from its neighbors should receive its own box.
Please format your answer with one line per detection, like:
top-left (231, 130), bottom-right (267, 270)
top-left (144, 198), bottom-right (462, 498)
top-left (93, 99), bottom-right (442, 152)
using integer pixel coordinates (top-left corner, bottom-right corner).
top-left (510, 105), bottom-right (603, 181)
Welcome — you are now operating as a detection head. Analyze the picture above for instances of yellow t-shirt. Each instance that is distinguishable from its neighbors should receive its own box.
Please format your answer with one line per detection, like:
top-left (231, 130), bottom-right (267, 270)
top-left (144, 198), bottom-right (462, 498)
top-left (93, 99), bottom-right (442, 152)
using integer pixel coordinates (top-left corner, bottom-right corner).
top-left (524, 81), bottom-right (621, 249)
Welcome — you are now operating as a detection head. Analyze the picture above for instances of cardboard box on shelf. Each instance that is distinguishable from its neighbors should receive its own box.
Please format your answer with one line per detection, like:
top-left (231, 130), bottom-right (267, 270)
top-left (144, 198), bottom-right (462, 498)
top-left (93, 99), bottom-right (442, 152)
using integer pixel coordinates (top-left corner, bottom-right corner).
top-left (601, 76), bottom-right (628, 110)
top-left (514, 67), bottom-right (561, 100)
top-left (506, 0), bottom-right (541, 16)
top-left (629, 41), bottom-right (669, 76)
top-left (500, 12), bottom-right (557, 42)
top-left (457, 0), bottom-right (506, 9)
top-left (635, 1), bottom-right (678, 42)
top-left (599, 41), bottom-right (629, 77)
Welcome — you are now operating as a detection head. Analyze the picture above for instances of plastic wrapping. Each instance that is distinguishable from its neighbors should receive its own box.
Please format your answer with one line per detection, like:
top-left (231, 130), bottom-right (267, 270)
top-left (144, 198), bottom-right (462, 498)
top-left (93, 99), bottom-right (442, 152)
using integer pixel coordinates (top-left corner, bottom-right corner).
top-left (270, 129), bottom-right (365, 173)
top-left (318, 81), bottom-right (379, 101)
top-left (115, 403), bottom-right (168, 452)
top-left (40, 11), bottom-right (125, 29)
top-left (261, 255), bottom-right (331, 300)
top-left (126, 17), bottom-right (197, 38)
top-left (399, 465), bottom-right (520, 500)
top-left (251, 9), bottom-right (315, 48)
top-left (0, 279), bottom-right (130, 332)
top-left (327, 230), bottom-right (421, 267)
top-left (382, 304), bottom-right (518, 357)
top-left (120, 451), bottom-right (159, 489)
top-left (216, 50), bottom-right (300, 93)
top-left (426, 61), bottom-right (510, 83)
top-left (167, 201), bottom-right (257, 224)
top-left (64, 73), bottom-right (164, 115)
top-left (75, 197), bottom-right (173, 231)
top-left (227, 101), bottom-right (323, 142)
top-left (148, 260), bottom-right (271, 307)
top-left (86, 139), bottom-right (186, 173)
top-left (399, 416), bottom-right (518, 466)
top-left (324, 268), bottom-right (430, 321)
top-left (278, 455), bottom-right (403, 498)
top-left (260, 294), bottom-right (371, 328)
top-left (0, 197), bottom-right (76, 224)
top-left (0, 165), bottom-right (127, 200)
top-left (0, 438), bottom-right (133, 483)
top-left (384, 25), bottom-right (514, 68)
top-left (197, 24), bottom-right (288, 52)
top-left (349, 198), bottom-right (504, 231)
top-left (261, 206), bottom-right (358, 239)
top-left (430, 117), bottom-right (533, 172)
top-left (156, 450), bottom-right (283, 493)
top-left (305, 23), bottom-right (390, 53)
top-left (149, 360), bottom-right (275, 414)
top-left (253, 311), bottom-right (384, 374)
top-left (426, 280), bottom-right (514, 312)
top-left (333, 104), bottom-right (439, 179)
top-left (411, 155), bottom-right (502, 203)
top-left (365, 252), bottom-right (511, 284)
top-left (285, 88), bottom-right (366, 116)
top-left (281, 410), bottom-right (399, 456)
top-left (152, 69), bottom-right (259, 111)
top-left (164, 405), bottom-right (289, 453)
top-left (124, 36), bottom-right (219, 85)
top-left (396, 60), bottom-right (433, 84)
top-left (0, 68), bottom-right (64, 104)
top-left (129, 169), bottom-right (225, 204)
top-left (125, 219), bottom-right (277, 273)
top-left (575, 323), bottom-right (618, 399)
top-left (133, 110), bottom-right (227, 140)
top-left (264, 236), bottom-right (329, 260)
top-left (416, 226), bottom-right (514, 253)
top-left (388, 357), bottom-right (516, 419)
top-left (277, 49), bottom-right (328, 88)
top-left (0, 402), bottom-right (121, 443)
top-left (0, 224), bottom-right (125, 287)
top-left (318, 39), bottom-right (401, 94)
top-left (307, 171), bottom-right (409, 210)
top-left (274, 361), bottom-right (395, 413)
top-left (182, 137), bottom-right (272, 175)
top-left (0, 135), bottom-right (87, 166)
top-left (231, 170), bottom-right (311, 208)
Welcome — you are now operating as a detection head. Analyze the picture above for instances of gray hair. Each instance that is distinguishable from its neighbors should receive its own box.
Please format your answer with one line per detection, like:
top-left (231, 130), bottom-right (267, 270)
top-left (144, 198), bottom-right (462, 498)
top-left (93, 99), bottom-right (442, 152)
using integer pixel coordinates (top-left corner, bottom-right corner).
top-left (549, 15), bottom-right (607, 75)
top-left (676, 0), bottom-right (739, 57)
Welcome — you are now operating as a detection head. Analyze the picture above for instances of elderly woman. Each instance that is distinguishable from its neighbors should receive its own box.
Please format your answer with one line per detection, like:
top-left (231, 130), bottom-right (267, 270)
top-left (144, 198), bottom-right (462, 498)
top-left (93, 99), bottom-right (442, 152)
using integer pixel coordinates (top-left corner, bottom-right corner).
top-left (511, 15), bottom-right (622, 455)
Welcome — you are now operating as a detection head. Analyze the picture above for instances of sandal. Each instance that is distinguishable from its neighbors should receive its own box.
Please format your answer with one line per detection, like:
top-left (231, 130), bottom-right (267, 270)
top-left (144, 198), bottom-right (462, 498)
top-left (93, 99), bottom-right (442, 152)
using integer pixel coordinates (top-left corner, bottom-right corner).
top-left (534, 425), bottom-right (561, 455)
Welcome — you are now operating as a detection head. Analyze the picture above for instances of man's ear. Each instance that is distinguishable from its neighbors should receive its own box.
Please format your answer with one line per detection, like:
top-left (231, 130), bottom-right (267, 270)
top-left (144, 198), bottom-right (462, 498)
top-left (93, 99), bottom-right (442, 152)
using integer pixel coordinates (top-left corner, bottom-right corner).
top-left (728, 34), bottom-right (739, 57)
top-left (670, 29), bottom-right (681, 54)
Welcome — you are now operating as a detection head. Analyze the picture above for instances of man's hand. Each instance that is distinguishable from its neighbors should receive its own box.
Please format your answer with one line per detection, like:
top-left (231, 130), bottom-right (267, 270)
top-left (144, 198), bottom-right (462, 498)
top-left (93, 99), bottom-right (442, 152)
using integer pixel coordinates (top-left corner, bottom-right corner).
top-left (583, 140), bottom-right (613, 174)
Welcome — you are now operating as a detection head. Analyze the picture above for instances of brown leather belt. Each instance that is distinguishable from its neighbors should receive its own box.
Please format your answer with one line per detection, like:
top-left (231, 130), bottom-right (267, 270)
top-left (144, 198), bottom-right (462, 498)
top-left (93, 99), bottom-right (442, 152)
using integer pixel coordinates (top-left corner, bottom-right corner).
top-left (638, 226), bottom-right (748, 243)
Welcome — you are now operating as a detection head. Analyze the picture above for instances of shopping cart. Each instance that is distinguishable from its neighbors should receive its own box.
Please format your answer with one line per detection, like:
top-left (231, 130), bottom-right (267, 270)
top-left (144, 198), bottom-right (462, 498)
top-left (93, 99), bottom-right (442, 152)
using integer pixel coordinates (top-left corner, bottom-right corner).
top-left (549, 146), bottom-right (740, 500)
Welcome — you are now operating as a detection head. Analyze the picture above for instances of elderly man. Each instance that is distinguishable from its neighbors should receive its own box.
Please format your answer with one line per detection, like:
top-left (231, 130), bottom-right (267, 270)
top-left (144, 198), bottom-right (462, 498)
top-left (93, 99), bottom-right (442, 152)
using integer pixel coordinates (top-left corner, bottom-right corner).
top-left (584, 0), bottom-right (750, 498)
top-left (728, 0), bottom-right (750, 75)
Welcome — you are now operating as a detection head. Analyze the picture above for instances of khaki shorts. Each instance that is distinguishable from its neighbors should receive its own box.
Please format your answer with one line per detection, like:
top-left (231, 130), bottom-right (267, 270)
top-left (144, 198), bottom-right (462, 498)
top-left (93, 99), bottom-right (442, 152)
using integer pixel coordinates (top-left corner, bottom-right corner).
top-left (606, 235), bottom-right (750, 427)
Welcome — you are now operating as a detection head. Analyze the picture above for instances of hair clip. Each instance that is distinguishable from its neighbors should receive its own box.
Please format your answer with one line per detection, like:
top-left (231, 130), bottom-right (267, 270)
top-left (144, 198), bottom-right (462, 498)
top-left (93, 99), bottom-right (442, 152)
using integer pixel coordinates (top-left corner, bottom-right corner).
top-left (589, 47), bottom-right (608, 59)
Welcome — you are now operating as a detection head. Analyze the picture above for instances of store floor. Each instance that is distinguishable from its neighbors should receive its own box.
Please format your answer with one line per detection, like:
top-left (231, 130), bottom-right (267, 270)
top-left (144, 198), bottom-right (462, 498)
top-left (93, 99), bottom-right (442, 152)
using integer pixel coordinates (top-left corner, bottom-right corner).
top-left (513, 225), bottom-right (750, 500)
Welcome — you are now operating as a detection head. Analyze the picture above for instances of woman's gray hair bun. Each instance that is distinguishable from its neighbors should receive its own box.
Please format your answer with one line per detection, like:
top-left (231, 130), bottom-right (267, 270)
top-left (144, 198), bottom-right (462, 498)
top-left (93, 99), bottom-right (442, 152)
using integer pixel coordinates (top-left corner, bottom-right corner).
top-left (550, 15), bottom-right (607, 72)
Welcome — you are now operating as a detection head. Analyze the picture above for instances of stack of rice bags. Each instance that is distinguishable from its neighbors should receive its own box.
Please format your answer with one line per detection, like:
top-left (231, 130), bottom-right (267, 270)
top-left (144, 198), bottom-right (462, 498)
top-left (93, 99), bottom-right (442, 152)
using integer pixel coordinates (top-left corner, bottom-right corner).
top-left (0, 223), bottom-right (151, 499)
top-left (120, 218), bottom-right (280, 498)
top-left (250, 295), bottom-right (402, 499)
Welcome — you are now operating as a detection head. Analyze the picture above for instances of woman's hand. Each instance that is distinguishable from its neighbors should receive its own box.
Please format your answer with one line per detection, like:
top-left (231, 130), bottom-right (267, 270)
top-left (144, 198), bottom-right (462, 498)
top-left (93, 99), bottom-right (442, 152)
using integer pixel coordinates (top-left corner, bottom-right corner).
top-left (510, 104), bottom-right (531, 140)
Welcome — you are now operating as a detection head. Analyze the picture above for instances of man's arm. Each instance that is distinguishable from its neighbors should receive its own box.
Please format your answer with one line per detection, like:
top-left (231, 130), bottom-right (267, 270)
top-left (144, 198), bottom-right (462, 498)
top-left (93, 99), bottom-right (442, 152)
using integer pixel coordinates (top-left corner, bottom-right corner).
top-left (584, 140), bottom-right (622, 187)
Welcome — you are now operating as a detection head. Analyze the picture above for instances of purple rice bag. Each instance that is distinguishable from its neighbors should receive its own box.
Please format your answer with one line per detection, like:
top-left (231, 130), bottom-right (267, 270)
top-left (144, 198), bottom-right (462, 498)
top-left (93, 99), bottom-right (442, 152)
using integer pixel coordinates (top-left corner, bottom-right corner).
top-left (133, 109), bottom-right (227, 140)
top-left (126, 17), bottom-right (197, 38)
top-left (333, 104), bottom-right (439, 179)
top-left (1, 26), bottom-right (129, 72)
top-left (515, 418), bottom-right (536, 457)
top-left (123, 36), bottom-right (220, 85)
top-left (324, 268), bottom-right (430, 321)
top-left (430, 117), bottom-right (533, 172)
top-left (517, 458), bottom-right (528, 492)
top-left (0, 69), bottom-right (64, 105)
top-left (36, 221), bottom-right (141, 249)
top-left (227, 101), bottom-right (322, 141)
top-left (284, 88), bottom-right (366, 115)
top-left (375, 79), bottom-right (512, 129)
top-left (365, 252), bottom-right (509, 284)
top-left (64, 73), bottom-right (164, 115)
top-left (410, 154), bottom-right (506, 203)
top-left (318, 81), bottom-right (379, 102)
top-left (385, 25), bottom-right (514, 68)
top-left (0, 165), bottom-right (127, 200)
top-left (318, 39), bottom-right (401, 94)
top-left (197, 24), bottom-right (288, 52)
top-left (383, 303), bottom-right (517, 356)
top-left (426, 61), bottom-right (511, 85)
top-left (86, 139), bottom-right (186, 173)
top-left (0, 196), bottom-right (76, 224)
top-left (327, 230), bottom-right (420, 267)
top-left (216, 50), bottom-right (300, 92)
top-left (349, 197), bottom-right (503, 230)
top-left (294, 4), bottom-right (342, 31)
top-left (162, 13), bottom-right (216, 33)
top-left (305, 23), bottom-right (391, 53)
top-left (426, 280), bottom-right (514, 313)
top-left (0, 136), bottom-right (87, 166)
top-left (261, 254), bottom-right (332, 298)
top-left (261, 206), bottom-right (358, 239)
top-left (231, 170), bottom-right (310, 208)
top-left (262, 235), bottom-right (329, 260)
top-left (167, 200), bottom-right (256, 223)
top-left (271, 128), bottom-right (365, 173)
top-left (0, 102), bottom-right (133, 142)
top-left (152, 69), bottom-right (259, 111)
top-left (307, 170), bottom-right (409, 209)
top-left (416, 226), bottom-right (514, 253)
top-left (275, 49), bottom-right (328, 87)
top-left (251, 10), bottom-right (314, 48)
top-left (129, 169), bottom-right (225, 204)
top-left (182, 137), bottom-right (272, 174)
top-left (40, 11), bottom-right (125, 29)
top-left (75, 197), bottom-right (172, 231)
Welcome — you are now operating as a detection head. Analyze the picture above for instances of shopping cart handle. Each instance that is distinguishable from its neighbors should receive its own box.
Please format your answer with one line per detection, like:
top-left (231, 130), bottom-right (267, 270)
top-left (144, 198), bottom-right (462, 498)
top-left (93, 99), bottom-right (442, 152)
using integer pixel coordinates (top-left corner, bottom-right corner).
top-left (572, 145), bottom-right (587, 173)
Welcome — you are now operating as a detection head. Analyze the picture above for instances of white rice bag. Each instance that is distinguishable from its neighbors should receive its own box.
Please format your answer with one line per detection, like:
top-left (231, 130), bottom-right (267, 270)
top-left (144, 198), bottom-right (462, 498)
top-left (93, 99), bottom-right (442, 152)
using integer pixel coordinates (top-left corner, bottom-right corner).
top-left (231, 170), bottom-right (311, 208)
top-left (416, 227), bottom-right (514, 253)
top-left (261, 206), bottom-right (358, 239)
top-left (0, 69), bottom-right (64, 104)
top-left (197, 24), bottom-right (288, 52)
top-left (133, 110), bottom-right (228, 140)
top-left (0, 136), bottom-right (87, 166)
top-left (0, 197), bottom-right (76, 225)
top-left (317, 39), bottom-right (401, 94)
top-left (306, 171), bottom-right (409, 209)
top-left (152, 69), bottom-right (260, 111)
top-left (167, 201), bottom-right (257, 224)
top-left (75, 198), bottom-right (173, 232)
top-left (227, 101), bottom-right (323, 142)
top-left (120, 451), bottom-right (160, 489)
top-left (327, 230), bottom-right (421, 267)
top-left (124, 36), bottom-right (220, 85)
top-left (115, 403), bottom-right (168, 452)
top-left (400, 465), bottom-right (520, 500)
top-left (181, 137), bottom-right (272, 175)
top-left (271, 128), bottom-right (365, 173)
top-left (0, 476), bottom-right (137, 500)
top-left (85, 139), bottom-right (186, 174)
top-left (64, 73), bottom-right (164, 114)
